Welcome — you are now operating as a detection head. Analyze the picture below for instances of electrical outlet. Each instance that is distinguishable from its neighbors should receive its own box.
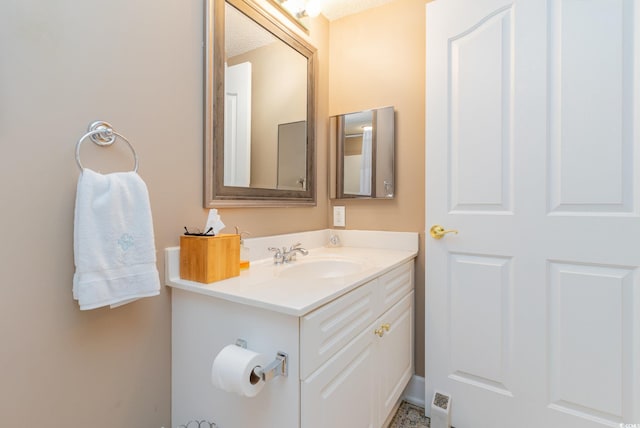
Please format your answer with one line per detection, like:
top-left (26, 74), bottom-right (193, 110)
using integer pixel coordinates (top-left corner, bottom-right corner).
top-left (333, 206), bottom-right (346, 227)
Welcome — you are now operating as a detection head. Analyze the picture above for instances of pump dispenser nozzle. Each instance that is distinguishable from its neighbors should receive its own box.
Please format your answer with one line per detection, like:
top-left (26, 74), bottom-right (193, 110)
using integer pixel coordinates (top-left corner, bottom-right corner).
top-left (235, 226), bottom-right (251, 270)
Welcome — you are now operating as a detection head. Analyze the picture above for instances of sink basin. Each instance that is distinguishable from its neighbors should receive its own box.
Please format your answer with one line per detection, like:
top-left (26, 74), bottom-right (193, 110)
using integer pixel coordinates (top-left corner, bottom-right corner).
top-left (278, 258), bottom-right (368, 279)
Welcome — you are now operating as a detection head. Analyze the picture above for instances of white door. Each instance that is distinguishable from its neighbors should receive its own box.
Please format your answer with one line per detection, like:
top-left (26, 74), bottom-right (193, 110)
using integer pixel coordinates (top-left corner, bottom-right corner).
top-left (224, 61), bottom-right (251, 187)
top-left (425, 1), bottom-right (640, 427)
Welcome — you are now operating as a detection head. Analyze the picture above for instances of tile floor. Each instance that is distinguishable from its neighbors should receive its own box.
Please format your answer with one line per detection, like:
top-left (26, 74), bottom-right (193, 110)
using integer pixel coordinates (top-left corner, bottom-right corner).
top-left (388, 401), bottom-right (430, 428)
top-left (177, 401), bottom-right (429, 427)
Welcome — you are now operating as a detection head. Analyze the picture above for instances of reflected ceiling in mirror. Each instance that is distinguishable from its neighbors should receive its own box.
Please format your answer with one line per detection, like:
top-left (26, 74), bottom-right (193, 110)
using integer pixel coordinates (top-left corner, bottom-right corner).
top-left (204, 0), bottom-right (316, 207)
top-left (330, 106), bottom-right (395, 199)
top-left (265, 0), bottom-right (312, 33)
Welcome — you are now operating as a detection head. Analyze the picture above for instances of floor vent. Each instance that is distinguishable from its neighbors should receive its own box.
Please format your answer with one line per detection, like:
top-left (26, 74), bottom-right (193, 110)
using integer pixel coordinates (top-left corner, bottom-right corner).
top-left (430, 391), bottom-right (452, 428)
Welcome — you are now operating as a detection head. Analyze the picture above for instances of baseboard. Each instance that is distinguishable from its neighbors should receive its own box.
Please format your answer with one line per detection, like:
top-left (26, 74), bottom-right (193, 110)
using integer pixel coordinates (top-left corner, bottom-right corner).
top-left (402, 375), bottom-right (426, 408)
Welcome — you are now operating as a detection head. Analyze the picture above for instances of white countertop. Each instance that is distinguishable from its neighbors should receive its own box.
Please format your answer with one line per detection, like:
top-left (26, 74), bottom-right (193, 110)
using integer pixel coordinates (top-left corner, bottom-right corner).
top-left (165, 230), bottom-right (418, 316)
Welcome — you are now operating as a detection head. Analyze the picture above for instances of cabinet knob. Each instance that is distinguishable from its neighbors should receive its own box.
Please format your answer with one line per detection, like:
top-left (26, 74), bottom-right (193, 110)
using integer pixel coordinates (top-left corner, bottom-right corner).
top-left (374, 323), bottom-right (391, 337)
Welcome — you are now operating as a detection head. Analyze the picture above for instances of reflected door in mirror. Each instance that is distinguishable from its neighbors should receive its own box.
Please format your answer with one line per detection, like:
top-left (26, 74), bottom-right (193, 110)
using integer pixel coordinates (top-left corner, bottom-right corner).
top-left (277, 121), bottom-right (307, 190)
top-left (224, 62), bottom-right (252, 187)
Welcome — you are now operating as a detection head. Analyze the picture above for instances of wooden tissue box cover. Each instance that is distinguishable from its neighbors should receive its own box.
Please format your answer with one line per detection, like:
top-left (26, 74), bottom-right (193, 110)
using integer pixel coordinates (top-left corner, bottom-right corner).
top-left (180, 234), bottom-right (240, 283)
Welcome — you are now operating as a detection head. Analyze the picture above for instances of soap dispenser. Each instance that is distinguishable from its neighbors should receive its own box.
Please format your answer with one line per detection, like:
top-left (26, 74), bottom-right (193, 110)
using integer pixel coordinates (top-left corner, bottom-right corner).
top-left (235, 227), bottom-right (251, 270)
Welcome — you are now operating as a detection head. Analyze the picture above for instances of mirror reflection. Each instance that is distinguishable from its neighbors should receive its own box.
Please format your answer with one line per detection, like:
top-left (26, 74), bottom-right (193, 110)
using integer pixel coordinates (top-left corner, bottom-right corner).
top-left (330, 106), bottom-right (395, 199)
top-left (204, 0), bottom-right (316, 207)
top-left (224, 3), bottom-right (308, 190)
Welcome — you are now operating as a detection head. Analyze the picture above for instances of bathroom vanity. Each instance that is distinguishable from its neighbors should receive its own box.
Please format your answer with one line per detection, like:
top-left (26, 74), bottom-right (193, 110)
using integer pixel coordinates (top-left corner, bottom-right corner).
top-left (166, 230), bottom-right (417, 428)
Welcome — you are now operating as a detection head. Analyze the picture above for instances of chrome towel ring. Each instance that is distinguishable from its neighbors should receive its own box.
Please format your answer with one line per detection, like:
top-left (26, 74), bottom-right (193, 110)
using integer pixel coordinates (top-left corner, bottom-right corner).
top-left (75, 121), bottom-right (139, 172)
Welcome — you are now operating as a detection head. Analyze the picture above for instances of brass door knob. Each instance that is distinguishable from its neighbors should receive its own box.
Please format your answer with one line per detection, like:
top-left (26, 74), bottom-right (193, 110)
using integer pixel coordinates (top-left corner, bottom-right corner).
top-left (430, 225), bottom-right (458, 240)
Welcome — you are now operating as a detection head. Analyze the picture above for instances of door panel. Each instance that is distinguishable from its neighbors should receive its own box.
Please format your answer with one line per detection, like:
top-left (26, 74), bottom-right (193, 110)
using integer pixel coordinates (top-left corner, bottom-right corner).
top-left (548, 262), bottom-right (635, 423)
top-left (548, 0), bottom-right (635, 213)
top-left (449, 6), bottom-right (513, 213)
top-left (449, 253), bottom-right (512, 396)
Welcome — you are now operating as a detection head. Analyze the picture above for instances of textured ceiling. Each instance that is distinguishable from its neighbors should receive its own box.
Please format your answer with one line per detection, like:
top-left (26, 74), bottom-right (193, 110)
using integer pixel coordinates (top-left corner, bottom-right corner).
top-left (225, 0), bottom-right (398, 58)
top-left (226, 3), bottom-right (277, 58)
top-left (319, 0), bottom-right (396, 20)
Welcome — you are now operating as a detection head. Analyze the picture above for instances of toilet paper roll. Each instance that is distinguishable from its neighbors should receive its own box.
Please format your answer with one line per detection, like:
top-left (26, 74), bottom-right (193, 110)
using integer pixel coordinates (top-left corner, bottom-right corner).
top-left (211, 345), bottom-right (269, 397)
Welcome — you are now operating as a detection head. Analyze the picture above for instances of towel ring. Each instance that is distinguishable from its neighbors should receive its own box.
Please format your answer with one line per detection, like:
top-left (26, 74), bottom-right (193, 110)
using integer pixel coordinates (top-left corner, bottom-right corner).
top-left (75, 121), bottom-right (139, 172)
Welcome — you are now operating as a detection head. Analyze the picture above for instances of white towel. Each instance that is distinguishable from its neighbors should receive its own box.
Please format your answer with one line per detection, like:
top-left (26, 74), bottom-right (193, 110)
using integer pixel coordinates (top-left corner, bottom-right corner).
top-left (73, 168), bottom-right (160, 310)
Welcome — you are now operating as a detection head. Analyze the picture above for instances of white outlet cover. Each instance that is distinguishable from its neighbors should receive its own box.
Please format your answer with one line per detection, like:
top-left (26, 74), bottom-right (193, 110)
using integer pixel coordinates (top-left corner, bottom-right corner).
top-left (333, 206), bottom-right (346, 227)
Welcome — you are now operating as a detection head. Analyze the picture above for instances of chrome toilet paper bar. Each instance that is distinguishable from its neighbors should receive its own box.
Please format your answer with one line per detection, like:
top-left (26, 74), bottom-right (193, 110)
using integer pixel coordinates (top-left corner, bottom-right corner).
top-left (235, 339), bottom-right (288, 382)
top-left (254, 351), bottom-right (288, 382)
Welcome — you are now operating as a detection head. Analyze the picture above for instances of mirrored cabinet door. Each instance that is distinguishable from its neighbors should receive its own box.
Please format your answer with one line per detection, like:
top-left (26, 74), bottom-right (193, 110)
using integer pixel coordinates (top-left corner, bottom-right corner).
top-left (330, 106), bottom-right (395, 200)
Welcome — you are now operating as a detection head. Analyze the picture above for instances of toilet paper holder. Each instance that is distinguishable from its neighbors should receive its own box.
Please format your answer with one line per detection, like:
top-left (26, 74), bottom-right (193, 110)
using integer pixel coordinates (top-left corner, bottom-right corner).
top-left (236, 339), bottom-right (288, 382)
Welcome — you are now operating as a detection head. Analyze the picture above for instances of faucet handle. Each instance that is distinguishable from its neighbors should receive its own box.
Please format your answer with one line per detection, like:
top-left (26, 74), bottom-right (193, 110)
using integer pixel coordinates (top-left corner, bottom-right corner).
top-left (289, 242), bottom-right (302, 250)
top-left (268, 247), bottom-right (282, 255)
top-left (268, 247), bottom-right (284, 264)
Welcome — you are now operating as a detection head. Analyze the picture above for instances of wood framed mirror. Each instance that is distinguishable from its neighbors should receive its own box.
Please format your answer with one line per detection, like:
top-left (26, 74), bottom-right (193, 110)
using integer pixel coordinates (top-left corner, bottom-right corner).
top-left (204, 0), bottom-right (316, 207)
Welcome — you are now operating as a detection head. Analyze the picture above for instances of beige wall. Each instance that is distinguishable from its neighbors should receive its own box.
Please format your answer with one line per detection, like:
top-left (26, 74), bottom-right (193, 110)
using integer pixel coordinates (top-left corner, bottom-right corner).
top-left (0, 0), bottom-right (329, 426)
top-left (328, 0), bottom-right (427, 376)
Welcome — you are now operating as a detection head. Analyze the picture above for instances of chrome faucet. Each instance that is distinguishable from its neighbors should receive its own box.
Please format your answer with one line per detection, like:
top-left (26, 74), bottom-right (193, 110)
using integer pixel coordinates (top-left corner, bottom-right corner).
top-left (284, 243), bottom-right (308, 262)
top-left (268, 243), bottom-right (308, 264)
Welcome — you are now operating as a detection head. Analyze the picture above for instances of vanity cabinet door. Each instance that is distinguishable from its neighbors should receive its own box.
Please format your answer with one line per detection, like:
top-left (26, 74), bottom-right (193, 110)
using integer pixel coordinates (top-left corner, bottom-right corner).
top-left (301, 323), bottom-right (378, 428)
top-left (376, 291), bottom-right (414, 424)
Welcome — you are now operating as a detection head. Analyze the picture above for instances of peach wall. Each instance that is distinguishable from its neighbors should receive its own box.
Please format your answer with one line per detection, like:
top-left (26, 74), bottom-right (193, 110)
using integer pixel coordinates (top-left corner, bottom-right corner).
top-left (328, 0), bottom-right (428, 376)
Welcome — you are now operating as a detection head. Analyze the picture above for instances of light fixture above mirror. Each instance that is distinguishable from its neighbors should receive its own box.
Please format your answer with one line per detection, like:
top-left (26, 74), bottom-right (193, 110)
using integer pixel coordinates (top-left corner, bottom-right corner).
top-left (272, 0), bottom-right (322, 18)
top-left (265, 0), bottom-right (319, 33)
